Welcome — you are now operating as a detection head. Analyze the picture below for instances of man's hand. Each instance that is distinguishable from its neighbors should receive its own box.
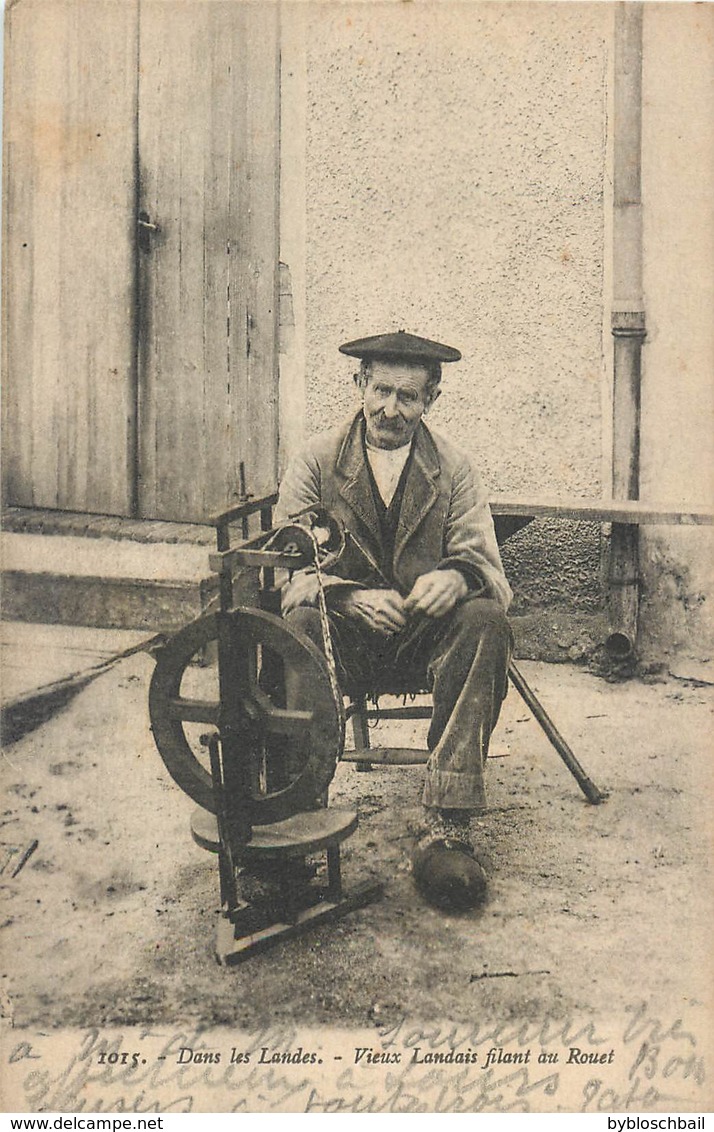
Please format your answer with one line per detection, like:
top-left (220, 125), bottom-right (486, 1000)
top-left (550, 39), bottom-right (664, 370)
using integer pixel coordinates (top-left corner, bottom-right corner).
top-left (332, 587), bottom-right (407, 635)
top-left (404, 569), bottom-right (468, 618)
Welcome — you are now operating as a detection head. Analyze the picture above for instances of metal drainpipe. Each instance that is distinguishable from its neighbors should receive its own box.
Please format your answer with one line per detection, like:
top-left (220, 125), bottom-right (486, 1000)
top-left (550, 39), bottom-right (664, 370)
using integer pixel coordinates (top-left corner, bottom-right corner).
top-left (606, 2), bottom-right (647, 659)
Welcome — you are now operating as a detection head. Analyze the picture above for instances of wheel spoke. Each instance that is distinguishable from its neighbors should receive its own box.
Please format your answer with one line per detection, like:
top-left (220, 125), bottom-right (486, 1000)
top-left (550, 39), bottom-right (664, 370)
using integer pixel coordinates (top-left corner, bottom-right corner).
top-left (246, 684), bottom-right (314, 736)
top-left (166, 697), bottom-right (220, 724)
top-left (261, 706), bottom-right (314, 737)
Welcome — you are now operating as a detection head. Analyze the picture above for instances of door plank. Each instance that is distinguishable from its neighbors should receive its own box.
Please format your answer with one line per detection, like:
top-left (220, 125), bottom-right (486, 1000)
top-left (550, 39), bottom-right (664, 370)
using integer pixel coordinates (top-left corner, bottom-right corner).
top-left (3, 0), bottom-right (138, 515)
top-left (241, 3), bottom-right (281, 503)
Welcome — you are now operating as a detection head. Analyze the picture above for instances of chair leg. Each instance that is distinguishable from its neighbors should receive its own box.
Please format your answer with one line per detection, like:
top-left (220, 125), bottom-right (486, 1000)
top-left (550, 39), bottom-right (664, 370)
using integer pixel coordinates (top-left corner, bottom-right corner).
top-left (350, 700), bottom-right (371, 749)
top-left (508, 661), bottom-right (607, 804)
top-left (350, 699), bottom-right (374, 772)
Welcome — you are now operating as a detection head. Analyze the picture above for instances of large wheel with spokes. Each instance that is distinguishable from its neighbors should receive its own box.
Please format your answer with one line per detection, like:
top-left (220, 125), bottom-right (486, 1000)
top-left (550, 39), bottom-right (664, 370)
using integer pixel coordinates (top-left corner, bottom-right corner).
top-left (149, 608), bottom-right (344, 825)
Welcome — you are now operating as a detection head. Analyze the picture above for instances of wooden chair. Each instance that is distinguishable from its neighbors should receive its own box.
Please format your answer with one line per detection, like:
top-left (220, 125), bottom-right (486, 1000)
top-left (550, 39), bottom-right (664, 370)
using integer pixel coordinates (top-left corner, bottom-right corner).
top-left (338, 516), bottom-right (606, 806)
top-left (341, 513), bottom-right (527, 770)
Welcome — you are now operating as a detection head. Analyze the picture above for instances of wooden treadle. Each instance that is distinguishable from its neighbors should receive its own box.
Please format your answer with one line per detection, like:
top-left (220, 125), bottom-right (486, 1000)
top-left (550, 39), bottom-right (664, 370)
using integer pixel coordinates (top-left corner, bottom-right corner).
top-left (191, 805), bottom-right (383, 962)
top-left (215, 879), bottom-right (383, 965)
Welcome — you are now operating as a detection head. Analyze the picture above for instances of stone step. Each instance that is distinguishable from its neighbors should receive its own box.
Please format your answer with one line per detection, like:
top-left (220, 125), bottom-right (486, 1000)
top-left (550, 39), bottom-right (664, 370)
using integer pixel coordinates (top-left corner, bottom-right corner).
top-left (2, 505), bottom-right (215, 545)
top-left (1, 531), bottom-right (218, 631)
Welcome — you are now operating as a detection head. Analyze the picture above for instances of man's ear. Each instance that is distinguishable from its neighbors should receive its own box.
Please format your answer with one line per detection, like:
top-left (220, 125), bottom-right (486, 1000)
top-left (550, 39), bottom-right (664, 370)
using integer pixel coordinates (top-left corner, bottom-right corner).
top-left (353, 372), bottom-right (366, 392)
top-left (425, 387), bottom-right (441, 412)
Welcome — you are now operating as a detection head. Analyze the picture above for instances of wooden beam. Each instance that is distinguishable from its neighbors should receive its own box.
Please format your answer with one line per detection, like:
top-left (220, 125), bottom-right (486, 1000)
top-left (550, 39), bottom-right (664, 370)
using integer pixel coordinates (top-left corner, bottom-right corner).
top-left (490, 498), bottom-right (713, 526)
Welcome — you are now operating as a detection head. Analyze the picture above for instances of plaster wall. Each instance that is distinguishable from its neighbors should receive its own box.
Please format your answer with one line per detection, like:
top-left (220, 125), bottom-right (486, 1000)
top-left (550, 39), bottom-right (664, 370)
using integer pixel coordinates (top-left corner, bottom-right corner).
top-left (638, 4), bottom-right (714, 668)
top-left (281, 0), bottom-right (612, 635)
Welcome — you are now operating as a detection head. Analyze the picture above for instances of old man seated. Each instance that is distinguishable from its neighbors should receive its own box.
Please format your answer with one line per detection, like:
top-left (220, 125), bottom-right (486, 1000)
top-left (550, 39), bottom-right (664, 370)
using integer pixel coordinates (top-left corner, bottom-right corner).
top-left (276, 330), bottom-right (513, 910)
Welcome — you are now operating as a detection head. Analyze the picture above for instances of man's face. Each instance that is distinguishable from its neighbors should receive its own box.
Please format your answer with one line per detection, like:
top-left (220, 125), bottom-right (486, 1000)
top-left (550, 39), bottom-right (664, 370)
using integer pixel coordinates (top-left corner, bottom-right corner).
top-left (361, 360), bottom-right (436, 450)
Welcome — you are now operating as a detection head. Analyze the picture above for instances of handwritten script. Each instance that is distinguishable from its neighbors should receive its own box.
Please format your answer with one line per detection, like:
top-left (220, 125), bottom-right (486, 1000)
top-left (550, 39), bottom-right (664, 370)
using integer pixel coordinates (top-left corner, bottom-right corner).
top-left (1, 1002), bottom-right (708, 1113)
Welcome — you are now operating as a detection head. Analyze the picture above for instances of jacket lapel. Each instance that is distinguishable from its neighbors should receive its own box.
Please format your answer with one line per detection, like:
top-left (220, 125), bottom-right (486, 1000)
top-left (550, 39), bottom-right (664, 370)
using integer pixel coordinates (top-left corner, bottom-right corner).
top-left (335, 414), bottom-right (382, 550)
top-left (335, 414), bottom-right (442, 576)
top-left (393, 422), bottom-right (441, 566)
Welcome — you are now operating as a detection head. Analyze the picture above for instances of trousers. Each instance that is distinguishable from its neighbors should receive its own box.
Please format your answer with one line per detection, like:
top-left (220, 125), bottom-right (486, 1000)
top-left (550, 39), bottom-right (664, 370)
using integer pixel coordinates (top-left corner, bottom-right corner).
top-left (285, 596), bottom-right (512, 811)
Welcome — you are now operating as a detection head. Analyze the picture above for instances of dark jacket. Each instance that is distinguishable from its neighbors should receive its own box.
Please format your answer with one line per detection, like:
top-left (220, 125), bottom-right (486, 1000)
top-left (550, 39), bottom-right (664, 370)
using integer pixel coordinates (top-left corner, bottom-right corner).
top-left (276, 412), bottom-right (512, 612)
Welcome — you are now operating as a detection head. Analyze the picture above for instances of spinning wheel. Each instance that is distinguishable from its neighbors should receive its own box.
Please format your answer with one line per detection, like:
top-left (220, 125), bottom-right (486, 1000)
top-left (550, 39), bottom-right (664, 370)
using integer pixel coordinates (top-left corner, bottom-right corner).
top-left (147, 490), bottom-right (382, 964)
top-left (149, 606), bottom-right (344, 825)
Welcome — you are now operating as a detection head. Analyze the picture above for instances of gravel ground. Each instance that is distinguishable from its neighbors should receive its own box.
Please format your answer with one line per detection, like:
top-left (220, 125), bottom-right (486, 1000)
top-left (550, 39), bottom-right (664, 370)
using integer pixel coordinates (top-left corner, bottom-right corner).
top-left (0, 651), bottom-right (712, 1112)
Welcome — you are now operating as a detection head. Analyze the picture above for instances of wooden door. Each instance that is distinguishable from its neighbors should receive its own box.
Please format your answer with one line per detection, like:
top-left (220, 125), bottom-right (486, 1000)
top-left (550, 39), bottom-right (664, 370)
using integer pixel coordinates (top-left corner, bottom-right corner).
top-left (2, 0), bottom-right (280, 523)
top-left (2, 0), bottom-right (139, 515)
top-left (137, 0), bottom-right (280, 522)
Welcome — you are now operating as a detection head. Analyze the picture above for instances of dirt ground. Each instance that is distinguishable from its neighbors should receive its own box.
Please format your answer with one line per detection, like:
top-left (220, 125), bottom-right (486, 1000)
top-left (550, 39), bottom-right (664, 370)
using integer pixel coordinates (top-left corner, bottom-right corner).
top-left (1, 648), bottom-right (712, 1111)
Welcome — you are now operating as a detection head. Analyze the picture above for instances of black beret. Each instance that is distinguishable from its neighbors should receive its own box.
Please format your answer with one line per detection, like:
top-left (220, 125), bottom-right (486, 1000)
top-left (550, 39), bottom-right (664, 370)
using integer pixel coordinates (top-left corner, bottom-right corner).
top-left (339, 329), bottom-right (461, 364)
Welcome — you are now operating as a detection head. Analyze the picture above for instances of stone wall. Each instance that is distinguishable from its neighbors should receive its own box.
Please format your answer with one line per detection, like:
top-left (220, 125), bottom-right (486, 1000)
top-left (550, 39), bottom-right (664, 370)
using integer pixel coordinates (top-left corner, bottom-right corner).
top-left (280, 1), bottom-right (713, 667)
